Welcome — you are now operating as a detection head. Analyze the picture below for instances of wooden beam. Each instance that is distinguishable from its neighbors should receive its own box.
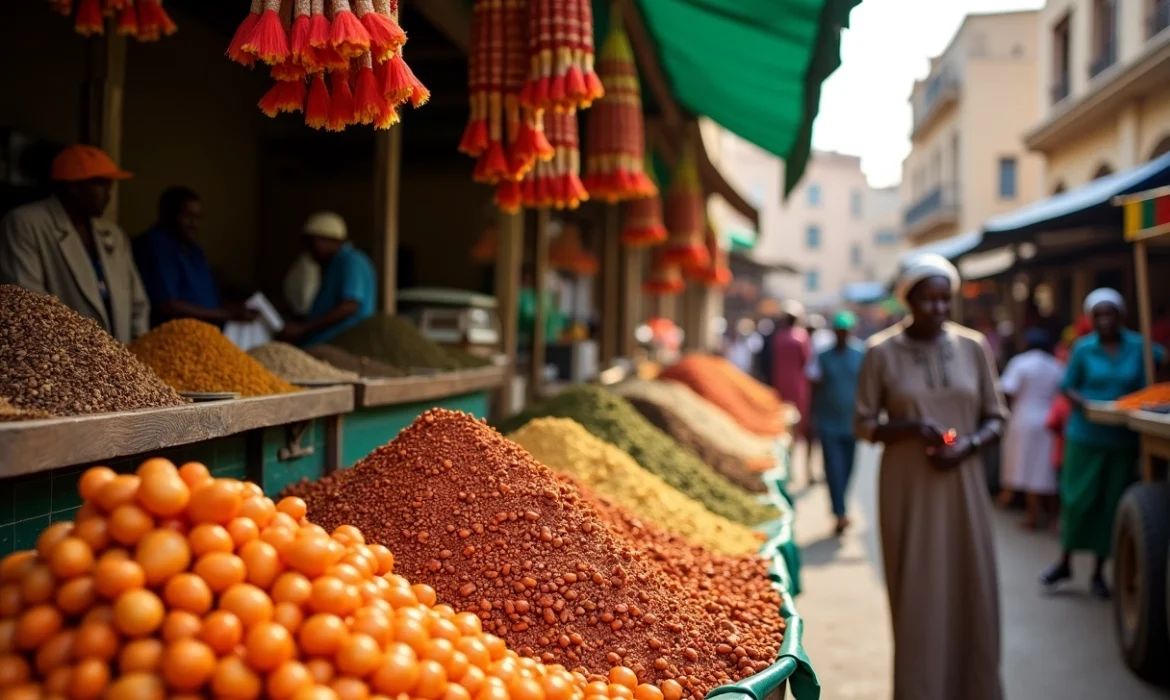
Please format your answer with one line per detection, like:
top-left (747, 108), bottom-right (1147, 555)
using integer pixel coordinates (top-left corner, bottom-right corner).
top-left (601, 205), bottom-right (621, 364)
top-left (1135, 240), bottom-right (1156, 385)
top-left (82, 32), bottom-right (127, 222)
top-left (531, 210), bottom-right (550, 400)
top-left (621, 246), bottom-right (642, 358)
top-left (407, 0), bottom-right (471, 52)
top-left (494, 210), bottom-right (524, 415)
top-left (373, 125), bottom-right (403, 313)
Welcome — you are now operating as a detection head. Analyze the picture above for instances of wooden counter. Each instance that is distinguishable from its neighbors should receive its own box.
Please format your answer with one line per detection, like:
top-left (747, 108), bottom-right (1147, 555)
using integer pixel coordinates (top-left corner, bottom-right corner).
top-left (0, 387), bottom-right (354, 479)
top-left (355, 366), bottom-right (507, 408)
top-left (1084, 401), bottom-right (1130, 426)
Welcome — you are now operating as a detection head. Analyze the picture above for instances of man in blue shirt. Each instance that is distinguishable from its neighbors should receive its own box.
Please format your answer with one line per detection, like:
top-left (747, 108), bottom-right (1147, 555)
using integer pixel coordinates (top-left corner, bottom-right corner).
top-left (133, 187), bottom-right (256, 327)
top-left (807, 310), bottom-right (866, 535)
top-left (280, 212), bottom-right (376, 347)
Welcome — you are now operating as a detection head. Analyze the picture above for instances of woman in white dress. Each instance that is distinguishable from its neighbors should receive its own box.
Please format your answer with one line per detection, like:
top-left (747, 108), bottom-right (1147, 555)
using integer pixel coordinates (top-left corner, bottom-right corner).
top-left (998, 328), bottom-right (1064, 528)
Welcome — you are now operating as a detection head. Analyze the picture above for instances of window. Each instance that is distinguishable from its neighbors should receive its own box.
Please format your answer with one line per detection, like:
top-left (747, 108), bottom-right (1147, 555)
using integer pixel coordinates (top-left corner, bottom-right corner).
top-left (850, 244), bottom-right (862, 267)
top-left (1091, 0), bottom-right (1116, 76)
top-left (805, 269), bottom-right (819, 292)
top-left (806, 225), bottom-right (821, 249)
top-left (1052, 15), bottom-right (1072, 103)
top-left (998, 157), bottom-right (1018, 198)
top-left (807, 184), bottom-right (822, 207)
top-left (850, 190), bottom-right (863, 218)
top-left (875, 230), bottom-right (899, 246)
top-left (1151, 0), bottom-right (1170, 38)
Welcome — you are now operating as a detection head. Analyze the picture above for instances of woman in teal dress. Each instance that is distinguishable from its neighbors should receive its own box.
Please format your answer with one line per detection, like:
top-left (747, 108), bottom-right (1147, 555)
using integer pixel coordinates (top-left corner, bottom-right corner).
top-left (1040, 288), bottom-right (1166, 598)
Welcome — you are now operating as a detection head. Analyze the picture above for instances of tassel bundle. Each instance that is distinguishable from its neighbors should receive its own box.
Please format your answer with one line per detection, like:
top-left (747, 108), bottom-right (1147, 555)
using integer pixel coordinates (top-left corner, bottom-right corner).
top-left (620, 155), bottom-right (667, 247)
top-left (504, 108), bottom-right (588, 212)
top-left (520, 0), bottom-right (603, 111)
top-left (549, 224), bottom-right (599, 277)
top-left (470, 225), bottom-right (498, 264)
top-left (52, 0), bottom-right (177, 40)
top-left (227, 0), bottom-right (426, 130)
top-left (642, 249), bottom-right (684, 296)
top-left (661, 146), bottom-right (710, 270)
top-left (685, 223), bottom-right (732, 288)
top-left (582, 4), bottom-right (655, 203)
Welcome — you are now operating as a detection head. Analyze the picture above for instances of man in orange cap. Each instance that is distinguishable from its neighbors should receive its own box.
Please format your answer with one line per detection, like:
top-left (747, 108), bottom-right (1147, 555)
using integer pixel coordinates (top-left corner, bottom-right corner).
top-left (0, 145), bottom-right (150, 343)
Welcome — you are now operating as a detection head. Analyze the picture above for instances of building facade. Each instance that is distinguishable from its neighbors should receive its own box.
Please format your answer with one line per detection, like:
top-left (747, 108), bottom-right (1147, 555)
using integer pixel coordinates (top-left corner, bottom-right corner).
top-left (901, 11), bottom-right (1045, 247)
top-left (1028, 0), bottom-right (1170, 190)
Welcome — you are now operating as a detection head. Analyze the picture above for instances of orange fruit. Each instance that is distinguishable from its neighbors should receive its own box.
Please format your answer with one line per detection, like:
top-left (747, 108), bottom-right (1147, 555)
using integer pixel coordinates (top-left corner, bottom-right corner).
top-left (444, 683), bottom-right (473, 700)
top-left (189, 480), bottom-right (244, 525)
top-left (0, 583), bottom-right (23, 617)
top-left (135, 528), bottom-right (191, 586)
top-left (108, 504), bottom-right (154, 546)
top-left (240, 540), bottom-right (283, 589)
top-left (239, 497), bottom-right (276, 528)
top-left (350, 607), bottom-right (391, 645)
top-left (272, 601), bottom-right (305, 634)
top-left (245, 621), bottom-right (295, 671)
top-left (19, 563), bottom-right (56, 605)
top-left (276, 497), bottom-right (307, 520)
top-left (219, 583), bottom-right (274, 629)
top-left (310, 576), bottom-right (361, 616)
top-left (0, 551), bottom-right (37, 583)
top-left (96, 474), bottom-right (141, 513)
top-left (16, 604), bottom-right (64, 650)
top-left (193, 551), bottom-right (246, 593)
top-left (0, 653), bottom-right (31, 686)
top-left (106, 671), bottom-right (165, 700)
top-left (199, 610), bottom-right (244, 655)
top-left (331, 677), bottom-right (371, 700)
top-left (163, 573), bottom-right (213, 615)
top-left (336, 633), bottom-right (382, 677)
top-left (212, 654), bottom-right (263, 700)
top-left (331, 525), bottom-right (365, 546)
top-left (267, 660), bottom-right (314, 700)
top-left (188, 523), bottom-right (234, 556)
top-left (0, 619), bottom-right (17, 654)
top-left (298, 613), bottom-right (349, 657)
top-left (659, 680), bottom-right (684, 700)
top-left (93, 555), bottom-right (145, 599)
top-left (119, 638), bottom-right (164, 673)
top-left (271, 572), bottom-right (313, 605)
top-left (48, 536), bottom-right (94, 579)
top-left (414, 659), bottom-right (449, 700)
top-left (78, 466), bottom-right (117, 502)
top-left (138, 471), bottom-right (191, 518)
top-left (71, 658), bottom-right (111, 699)
top-left (178, 462), bottom-right (212, 489)
top-left (227, 517), bottom-right (260, 547)
top-left (634, 684), bottom-right (664, 700)
top-left (73, 517), bottom-right (111, 552)
top-left (161, 610), bottom-right (203, 642)
top-left (113, 589), bottom-right (164, 637)
top-left (33, 628), bottom-right (75, 675)
top-left (284, 533), bottom-right (343, 578)
top-left (371, 643), bottom-right (420, 695)
top-left (136, 457), bottom-right (178, 479)
top-left (412, 583), bottom-right (437, 607)
top-left (367, 545), bottom-right (395, 575)
top-left (74, 621), bottom-right (119, 661)
top-left (608, 667), bottom-right (638, 690)
top-left (36, 522), bottom-right (75, 558)
top-left (161, 638), bottom-right (217, 692)
top-left (81, 604), bottom-right (114, 625)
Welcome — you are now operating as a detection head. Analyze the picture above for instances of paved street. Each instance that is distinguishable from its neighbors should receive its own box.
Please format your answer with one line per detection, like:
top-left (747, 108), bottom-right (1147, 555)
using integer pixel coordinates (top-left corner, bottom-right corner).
top-left (788, 443), bottom-right (1170, 700)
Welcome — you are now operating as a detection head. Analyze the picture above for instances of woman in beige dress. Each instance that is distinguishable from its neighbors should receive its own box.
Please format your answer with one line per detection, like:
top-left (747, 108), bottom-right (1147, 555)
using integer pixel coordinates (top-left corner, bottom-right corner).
top-left (855, 254), bottom-right (1007, 700)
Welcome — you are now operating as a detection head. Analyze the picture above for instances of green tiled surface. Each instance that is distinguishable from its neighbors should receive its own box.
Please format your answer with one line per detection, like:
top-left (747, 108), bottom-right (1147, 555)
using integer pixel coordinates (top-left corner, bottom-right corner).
top-left (262, 420), bottom-right (328, 497)
top-left (341, 392), bottom-right (491, 467)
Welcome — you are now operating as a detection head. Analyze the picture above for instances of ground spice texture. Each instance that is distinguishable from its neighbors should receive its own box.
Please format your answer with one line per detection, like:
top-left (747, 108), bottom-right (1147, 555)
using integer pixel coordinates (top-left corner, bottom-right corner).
top-left (286, 410), bottom-right (782, 697)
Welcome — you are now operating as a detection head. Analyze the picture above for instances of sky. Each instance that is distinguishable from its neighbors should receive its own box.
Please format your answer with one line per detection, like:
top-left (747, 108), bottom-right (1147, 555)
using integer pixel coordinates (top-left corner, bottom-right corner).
top-left (811, 0), bottom-right (1044, 189)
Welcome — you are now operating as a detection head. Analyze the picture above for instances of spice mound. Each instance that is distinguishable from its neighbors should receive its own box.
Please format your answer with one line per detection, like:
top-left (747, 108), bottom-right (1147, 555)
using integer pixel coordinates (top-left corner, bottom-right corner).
top-left (286, 409), bottom-right (778, 696)
top-left (494, 385), bottom-right (777, 525)
top-left (248, 341), bottom-right (360, 383)
top-left (0, 397), bottom-right (53, 421)
top-left (307, 344), bottom-right (406, 378)
top-left (509, 418), bottom-right (763, 555)
top-left (1117, 383), bottom-right (1170, 410)
top-left (0, 285), bottom-right (184, 416)
top-left (331, 315), bottom-right (459, 372)
top-left (659, 355), bottom-right (786, 436)
top-left (130, 318), bottom-right (299, 396)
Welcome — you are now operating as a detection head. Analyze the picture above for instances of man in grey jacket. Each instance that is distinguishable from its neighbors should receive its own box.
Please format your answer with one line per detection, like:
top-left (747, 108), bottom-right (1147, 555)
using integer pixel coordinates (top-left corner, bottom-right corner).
top-left (0, 145), bottom-right (149, 343)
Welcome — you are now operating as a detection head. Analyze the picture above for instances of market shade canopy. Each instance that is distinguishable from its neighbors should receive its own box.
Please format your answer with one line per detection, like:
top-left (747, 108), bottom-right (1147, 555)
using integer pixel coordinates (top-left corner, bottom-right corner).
top-left (897, 230), bottom-right (983, 267)
top-left (636, 0), bottom-right (859, 195)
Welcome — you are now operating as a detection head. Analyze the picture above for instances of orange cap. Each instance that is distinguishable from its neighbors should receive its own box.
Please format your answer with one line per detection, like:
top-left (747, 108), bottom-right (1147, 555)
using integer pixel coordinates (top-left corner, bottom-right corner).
top-left (50, 145), bottom-right (133, 183)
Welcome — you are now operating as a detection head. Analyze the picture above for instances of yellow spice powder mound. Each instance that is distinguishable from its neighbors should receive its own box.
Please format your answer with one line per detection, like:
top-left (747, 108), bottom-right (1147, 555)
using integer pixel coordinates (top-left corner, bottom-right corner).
top-left (509, 417), bottom-right (765, 555)
top-left (130, 318), bottom-right (299, 396)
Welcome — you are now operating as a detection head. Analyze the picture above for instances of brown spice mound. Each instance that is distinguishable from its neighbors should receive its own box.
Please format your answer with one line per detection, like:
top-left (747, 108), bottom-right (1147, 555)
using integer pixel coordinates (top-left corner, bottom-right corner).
top-left (0, 285), bottom-right (185, 416)
top-left (306, 344), bottom-right (406, 378)
top-left (285, 409), bottom-right (778, 697)
top-left (0, 397), bottom-right (53, 421)
top-left (130, 318), bottom-right (299, 396)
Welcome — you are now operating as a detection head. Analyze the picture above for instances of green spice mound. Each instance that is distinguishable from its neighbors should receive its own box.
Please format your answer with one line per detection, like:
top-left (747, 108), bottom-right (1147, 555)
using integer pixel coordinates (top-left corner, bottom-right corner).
top-left (446, 347), bottom-right (492, 369)
top-left (494, 385), bottom-right (778, 525)
top-left (330, 315), bottom-right (458, 371)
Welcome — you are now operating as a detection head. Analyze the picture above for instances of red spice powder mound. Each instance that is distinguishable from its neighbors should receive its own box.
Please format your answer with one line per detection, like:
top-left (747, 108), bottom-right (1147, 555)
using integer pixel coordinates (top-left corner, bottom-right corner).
top-left (285, 409), bottom-right (776, 698)
top-left (659, 355), bottom-right (785, 436)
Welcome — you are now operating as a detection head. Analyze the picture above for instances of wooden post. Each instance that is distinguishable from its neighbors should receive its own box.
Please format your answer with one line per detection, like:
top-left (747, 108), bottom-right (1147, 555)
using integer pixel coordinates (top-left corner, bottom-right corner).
top-left (621, 246), bottom-right (641, 357)
top-left (531, 210), bottom-right (550, 400)
top-left (373, 126), bottom-right (403, 313)
top-left (601, 205), bottom-right (621, 364)
top-left (1134, 240), bottom-right (1156, 385)
top-left (82, 33), bottom-right (127, 222)
top-left (494, 210), bottom-right (524, 415)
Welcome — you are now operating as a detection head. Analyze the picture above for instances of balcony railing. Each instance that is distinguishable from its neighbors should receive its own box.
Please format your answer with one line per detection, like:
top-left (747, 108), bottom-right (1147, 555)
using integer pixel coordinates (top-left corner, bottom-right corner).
top-left (1050, 73), bottom-right (1070, 104)
top-left (903, 185), bottom-right (959, 231)
top-left (912, 72), bottom-right (959, 133)
top-left (1150, 0), bottom-right (1170, 38)
top-left (1090, 39), bottom-right (1117, 78)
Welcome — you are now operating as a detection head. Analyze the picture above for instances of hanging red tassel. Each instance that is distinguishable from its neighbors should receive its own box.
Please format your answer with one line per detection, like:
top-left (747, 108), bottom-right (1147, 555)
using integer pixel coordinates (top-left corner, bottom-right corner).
top-left (578, 0), bottom-right (603, 102)
top-left (272, 59), bottom-right (307, 82)
top-left (289, 0), bottom-right (319, 71)
top-left (374, 101), bottom-right (400, 130)
top-left (242, 0), bottom-right (290, 65)
top-left (258, 79), bottom-right (307, 117)
top-left (327, 67), bottom-right (356, 131)
top-left (380, 52), bottom-right (413, 105)
top-left (74, 0), bottom-right (105, 36)
top-left (459, 0), bottom-right (491, 156)
top-left (137, 0), bottom-right (176, 41)
top-left (115, 1), bottom-right (139, 36)
top-left (305, 73), bottom-right (331, 128)
top-left (643, 250), bottom-right (685, 295)
top-left (353, 54), bottom-right (382, 125)
top-left (50, 0), bottom-right (74, 17)
top-left (103, 0), bottom-right (126, 15)
top-left (362, 0), bottom-right (406, 61)
top-left (661, 146), bottom-right (710, 270)
top-left (328, 0), bottom-right (371, 58)
top-left (621, 156), bottom-right (668, 247)
top-left (227, 0), bottom-right (263, 65)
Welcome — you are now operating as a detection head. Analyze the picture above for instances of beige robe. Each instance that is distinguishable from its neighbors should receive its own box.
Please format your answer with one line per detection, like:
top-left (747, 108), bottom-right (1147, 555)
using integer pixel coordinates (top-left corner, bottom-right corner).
top-left (855, 321), bottom-right (1007, 700)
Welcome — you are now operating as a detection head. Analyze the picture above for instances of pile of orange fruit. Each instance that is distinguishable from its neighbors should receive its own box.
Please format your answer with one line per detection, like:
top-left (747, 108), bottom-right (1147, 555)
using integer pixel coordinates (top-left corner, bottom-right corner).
top-left (0, 458), bottom-right (675, 700)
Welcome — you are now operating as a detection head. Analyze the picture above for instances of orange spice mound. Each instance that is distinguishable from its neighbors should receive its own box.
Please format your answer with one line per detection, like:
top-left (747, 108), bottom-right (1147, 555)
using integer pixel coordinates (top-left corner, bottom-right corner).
top-left (285, 409), bottom-right (782, 698)
top-left (130, 318), bottom-right (299, 397)
top-left (659, 355), bottom-right (785, 437)
top-left (1116, 383), bottom-right (1170, 410)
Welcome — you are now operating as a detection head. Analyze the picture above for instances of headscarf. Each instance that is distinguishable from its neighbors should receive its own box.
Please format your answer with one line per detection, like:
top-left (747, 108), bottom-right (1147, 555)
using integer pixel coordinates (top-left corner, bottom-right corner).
top-left (895, 253), bottom-right (961, 307)
top-left (1083, 287), bottom-right (1126, 316)
top-left (1024, 327), bottom-right (1052, 352)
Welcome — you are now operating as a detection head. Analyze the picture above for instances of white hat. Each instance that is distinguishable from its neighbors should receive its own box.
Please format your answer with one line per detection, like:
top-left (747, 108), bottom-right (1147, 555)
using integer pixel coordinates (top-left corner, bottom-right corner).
top-left (302, 211), bottom-right (348, 240)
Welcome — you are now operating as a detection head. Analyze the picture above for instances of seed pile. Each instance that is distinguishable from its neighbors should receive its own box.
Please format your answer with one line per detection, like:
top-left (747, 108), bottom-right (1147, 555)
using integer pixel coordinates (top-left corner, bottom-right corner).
top-left (247, 342), bottom-right (360, 384)
top-left (0, 285), bottom-right (184, 416)
top-left (130, 319), bottom-right (299, 397)
top-left (0, 458), bottom-right (674, 700)
top-left (331, 316), bottom-right (459, 372)
top-left (508, 418), bottom-right (762, 555)
top-left (494, 386), bottom-right (777, 525)
top-left (447, 348), bottom-right (493, 369)
top-left (286, 410), bottom-right (780, 696)
top-left (306, 345), bottom-right (406, 378)
top-left (0, 397), bottom-right (52, 422)
top-left (659, 356), bottom-right (785, 437)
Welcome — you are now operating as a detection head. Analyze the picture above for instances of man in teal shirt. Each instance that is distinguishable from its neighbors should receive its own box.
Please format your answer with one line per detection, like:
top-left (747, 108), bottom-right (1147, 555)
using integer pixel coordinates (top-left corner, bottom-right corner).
top-left (279, 212), bottom-right (376, 347)
top-left (807, 310), bottom-right (866, 535)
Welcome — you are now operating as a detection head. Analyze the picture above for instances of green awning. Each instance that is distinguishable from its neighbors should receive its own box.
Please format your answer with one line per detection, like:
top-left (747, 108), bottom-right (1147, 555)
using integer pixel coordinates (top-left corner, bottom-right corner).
top-left (727, 227), bottom-right (757, 252)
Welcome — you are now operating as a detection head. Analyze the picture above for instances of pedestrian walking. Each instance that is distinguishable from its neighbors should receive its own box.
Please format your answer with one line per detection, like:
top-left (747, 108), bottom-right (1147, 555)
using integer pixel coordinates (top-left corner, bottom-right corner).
top-left (768, 300), bottom-right (814, 483)
top-left (998, 328), bottom-right (1064, 529)
top-left (1040, 289), bottom-right (1166, 599)
top-left (854, 254), bottom-right (1007, 700)
top-left (807, 310), bottom-right (864, 535)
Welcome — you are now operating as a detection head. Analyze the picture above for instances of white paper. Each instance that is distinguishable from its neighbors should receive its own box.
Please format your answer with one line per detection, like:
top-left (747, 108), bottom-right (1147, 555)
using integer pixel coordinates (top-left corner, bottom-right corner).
top-left (246, 292), bottom-right (284, 332)
top-left (223, 292), bottom-right (285, 351)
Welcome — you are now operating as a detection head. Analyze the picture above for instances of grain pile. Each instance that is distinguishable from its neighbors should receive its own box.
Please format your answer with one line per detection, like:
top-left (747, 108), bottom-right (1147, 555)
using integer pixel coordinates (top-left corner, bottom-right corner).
top-left (306, 345), bottom-right (406, 378)
top-left (0, 397), bottom-right (52, 421)
top-left (286, 410), bottom-right (782, 697)
top-left (447, 348), bottom-right (493, 369)
top-left (331, 316), bottom-right (459, 372)
top-left (612, 381), bottom-right (775, 493)
top-left (0, 285), bottom-right (184, 416)
top-left (247, 342), bottom-right (359, 383)
top-left (495, 386), bottom-right (777, 525)
top-left (130, 319), bottom-right (299, 397)
top-left (508, 418), bottom-right (762, 555)
top-left (659, 355), bottom-right (785, 436)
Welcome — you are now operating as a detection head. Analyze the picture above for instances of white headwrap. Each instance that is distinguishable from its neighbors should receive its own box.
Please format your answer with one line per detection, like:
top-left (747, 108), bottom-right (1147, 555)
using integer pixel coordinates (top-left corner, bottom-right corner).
top-left (1083, 287), bottom-right (1126, 316)
top-left (895, 253), bottom-right (961, 307)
